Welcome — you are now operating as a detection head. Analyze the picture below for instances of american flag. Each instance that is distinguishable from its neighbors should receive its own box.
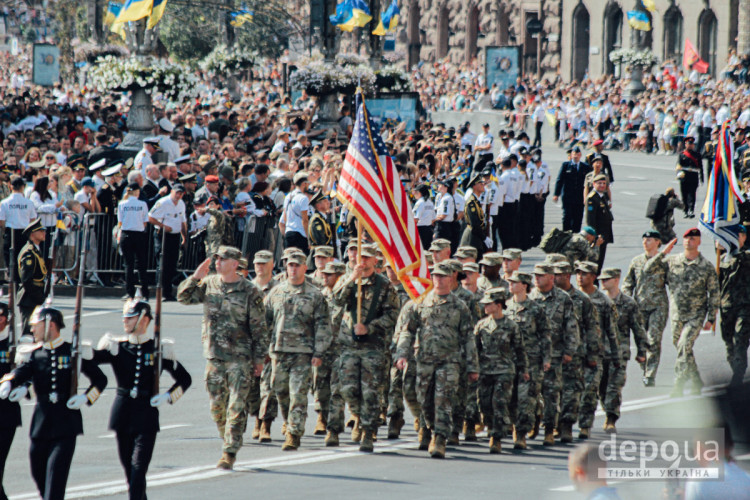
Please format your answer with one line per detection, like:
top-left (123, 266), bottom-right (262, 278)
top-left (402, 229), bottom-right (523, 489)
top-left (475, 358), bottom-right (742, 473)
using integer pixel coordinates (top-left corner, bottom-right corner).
top-left (336, 100), bottom-right (432, 301)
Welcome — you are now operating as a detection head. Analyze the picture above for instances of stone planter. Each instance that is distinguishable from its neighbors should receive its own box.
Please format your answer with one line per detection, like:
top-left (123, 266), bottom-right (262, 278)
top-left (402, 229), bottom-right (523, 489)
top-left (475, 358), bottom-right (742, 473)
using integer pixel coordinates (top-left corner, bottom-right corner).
top-left (317, 92), bottom-right (340, 130)
top-left (622, 64), bottom-right (646, 101)
top-left (119, 87), bottom-right (155, 153)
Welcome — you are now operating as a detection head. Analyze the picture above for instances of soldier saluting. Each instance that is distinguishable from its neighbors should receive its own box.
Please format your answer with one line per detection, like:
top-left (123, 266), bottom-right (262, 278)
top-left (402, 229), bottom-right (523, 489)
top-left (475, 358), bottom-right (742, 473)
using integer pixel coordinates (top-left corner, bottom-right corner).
top-left (17, 219), bottom-right (48, 336)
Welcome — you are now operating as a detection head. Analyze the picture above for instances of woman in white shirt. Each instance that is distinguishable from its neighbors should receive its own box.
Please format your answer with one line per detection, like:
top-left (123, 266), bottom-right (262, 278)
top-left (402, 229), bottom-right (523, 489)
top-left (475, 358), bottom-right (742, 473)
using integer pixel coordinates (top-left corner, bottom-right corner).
top-left (412, 184), bottom-right (435, 250)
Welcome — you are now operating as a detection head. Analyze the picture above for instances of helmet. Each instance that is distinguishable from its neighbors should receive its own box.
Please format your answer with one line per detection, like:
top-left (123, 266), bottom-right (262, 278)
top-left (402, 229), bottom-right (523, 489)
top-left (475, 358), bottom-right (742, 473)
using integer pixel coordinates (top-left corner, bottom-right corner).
top-left (123, 299), bottom-right (152, 319)
top-left (30, 305), bottom-right (65, 329)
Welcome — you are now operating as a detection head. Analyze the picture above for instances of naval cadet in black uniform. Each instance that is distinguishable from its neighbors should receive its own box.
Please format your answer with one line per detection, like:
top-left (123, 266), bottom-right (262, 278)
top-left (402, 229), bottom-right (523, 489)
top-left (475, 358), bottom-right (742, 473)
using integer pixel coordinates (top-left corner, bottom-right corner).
top-left (17, 219), bottom-right (47, 337)
top-left (0, 303), bottom-right (19, 500)
top-left (585, 174), bottom-right (614, 271)
top-left (460, 172), bottom-right (489, 259)
top-left (676, 136), bottom-right (703, 218)
top-left (93, 298), bottom-right (191, 500)
top-left (0, 305), bottom-right (107, 500)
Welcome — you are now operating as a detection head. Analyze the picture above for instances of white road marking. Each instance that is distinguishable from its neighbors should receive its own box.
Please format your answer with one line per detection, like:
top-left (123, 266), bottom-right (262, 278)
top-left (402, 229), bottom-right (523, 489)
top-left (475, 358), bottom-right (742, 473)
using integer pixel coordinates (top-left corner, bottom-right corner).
top-left (620, 191), bottom-right (638, 196)
top-left (98, 424), bottom-right (191, 438)
top-left (627, 176), bottom-right (647, 180)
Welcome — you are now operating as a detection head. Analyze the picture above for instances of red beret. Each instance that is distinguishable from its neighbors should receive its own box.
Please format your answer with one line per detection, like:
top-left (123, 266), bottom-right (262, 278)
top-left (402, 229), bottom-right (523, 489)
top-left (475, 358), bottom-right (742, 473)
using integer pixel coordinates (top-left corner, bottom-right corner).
top-left (683, 228), bottom-right (701, 237)
top-left (593, 139), bottom-right (604, 147)
top-left (205, 175), bottom-right (219, 183)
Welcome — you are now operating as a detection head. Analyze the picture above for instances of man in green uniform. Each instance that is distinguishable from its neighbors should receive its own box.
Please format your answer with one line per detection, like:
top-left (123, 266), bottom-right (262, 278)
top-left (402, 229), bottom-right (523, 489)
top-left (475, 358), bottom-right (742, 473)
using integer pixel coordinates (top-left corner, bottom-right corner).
top-left (17, 219), bottom-right (47, 336)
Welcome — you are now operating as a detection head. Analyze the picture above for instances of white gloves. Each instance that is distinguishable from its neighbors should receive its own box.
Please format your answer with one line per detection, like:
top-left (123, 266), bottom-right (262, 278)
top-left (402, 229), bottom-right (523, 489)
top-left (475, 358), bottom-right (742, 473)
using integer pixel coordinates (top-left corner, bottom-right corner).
top-left (66, 394), bottom-right (88, 410)
top-left (0, 381), bottom-right (11, 399)
top-left (484, 237), bottom-right (493, 249)
top-left (9, 386), bottom-right (27, 402)
top-left (150, 392), bottom-right (171, 408)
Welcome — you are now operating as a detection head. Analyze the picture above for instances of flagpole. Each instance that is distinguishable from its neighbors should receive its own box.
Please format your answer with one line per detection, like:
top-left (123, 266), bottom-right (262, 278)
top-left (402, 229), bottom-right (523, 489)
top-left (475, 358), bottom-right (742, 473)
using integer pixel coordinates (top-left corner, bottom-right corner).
top-left (713, 245), bottom-right (720, 336)
top-left (356, 219), bottom-right (363, 324)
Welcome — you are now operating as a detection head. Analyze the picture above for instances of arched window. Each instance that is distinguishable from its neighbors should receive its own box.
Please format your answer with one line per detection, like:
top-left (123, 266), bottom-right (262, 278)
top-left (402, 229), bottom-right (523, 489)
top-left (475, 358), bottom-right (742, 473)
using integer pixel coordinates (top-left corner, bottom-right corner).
top-left (437, 4), bottom-right (449, 59)
top-left (571, 2), bottom-right (590, 81)
top-left (663, 5), bottom-right (683, 62)
top-left (603, 2), bottom-right (623, 75)
top-left (465, 4), bottom-right (480, 62)
top-left (697, 9), bottom-right (717, 76)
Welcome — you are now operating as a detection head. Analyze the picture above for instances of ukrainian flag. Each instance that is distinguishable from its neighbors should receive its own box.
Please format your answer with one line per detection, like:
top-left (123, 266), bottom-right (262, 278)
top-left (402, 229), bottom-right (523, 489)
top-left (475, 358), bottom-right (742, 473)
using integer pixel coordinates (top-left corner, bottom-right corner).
top-left (641, 0), bottom-right (656, 13)
top-left (627, 10), bottom-right (651, 31)
top-left (104, 2), bottom-right (121, 25)
top-left (372, 0), bottom-right (399, 36)
top-left (115, 0), bottom-right (152, 24)
top-left (147, 0), bottom-right (167, 29)
top-left (230, 10), bottom-right (253, 27)
top-left (330, 0), bottom-right (371, 32)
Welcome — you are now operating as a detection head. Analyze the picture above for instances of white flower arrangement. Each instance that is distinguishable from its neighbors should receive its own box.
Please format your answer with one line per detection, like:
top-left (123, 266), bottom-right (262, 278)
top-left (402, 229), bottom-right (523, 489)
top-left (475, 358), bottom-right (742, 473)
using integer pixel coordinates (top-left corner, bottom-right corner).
top-left (89, 55), bottom-right (199, 102)
top-left (334, 53), bottom-right (369, 67)
top-left (609, 48), bottom-right (658, 67)
top-left (375, 65), bottom-right (414, 92)
top-left (200, 45), bottom-right (257, 74)
top-left (290, 58), bottom-right (375, 96)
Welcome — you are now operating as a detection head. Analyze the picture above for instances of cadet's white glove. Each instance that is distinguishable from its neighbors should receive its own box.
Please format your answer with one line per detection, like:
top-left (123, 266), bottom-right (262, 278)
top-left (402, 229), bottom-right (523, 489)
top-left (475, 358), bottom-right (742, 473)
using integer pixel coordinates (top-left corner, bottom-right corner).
top-left (484, 237), bottom-right (493, 249)
top-left (66, 394), bottom-right (88, 410)
top-left (0, 381), bottom-right (11, 399)
top-left (150, 392), bottom-right (171, 407)
top-left (9, 386), bottom-right (27, 402)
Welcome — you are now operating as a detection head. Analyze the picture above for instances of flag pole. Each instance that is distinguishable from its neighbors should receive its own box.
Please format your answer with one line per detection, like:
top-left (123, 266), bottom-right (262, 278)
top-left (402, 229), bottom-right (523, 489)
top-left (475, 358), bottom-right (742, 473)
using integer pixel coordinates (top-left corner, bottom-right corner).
top-left (713, 245), bottom-right (721, 335)
top-left (356, 219), bottom-right (363, 323)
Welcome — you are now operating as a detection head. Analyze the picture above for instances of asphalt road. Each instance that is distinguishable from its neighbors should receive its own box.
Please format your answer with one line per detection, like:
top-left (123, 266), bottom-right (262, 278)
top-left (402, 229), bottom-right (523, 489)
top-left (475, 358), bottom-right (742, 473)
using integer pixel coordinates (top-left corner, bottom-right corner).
top-left (4, 144), bottom-right (749, 500)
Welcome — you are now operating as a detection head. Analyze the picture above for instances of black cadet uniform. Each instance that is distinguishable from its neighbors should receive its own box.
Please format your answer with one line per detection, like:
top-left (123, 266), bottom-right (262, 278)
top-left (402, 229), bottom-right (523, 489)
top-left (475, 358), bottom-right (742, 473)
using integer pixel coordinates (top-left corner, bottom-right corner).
top-left (93, 318), bottom-right (191, 500)
top-left (2, 332), bottom-right (107, 500)
top-left (586, 187), bottom-right (614, 272)
top-left (17, 220), bottom-right (47, 337)
top-left (0, 304), bottom-right (20, 500)
top-left (677, 139), bottom-right (703, 217)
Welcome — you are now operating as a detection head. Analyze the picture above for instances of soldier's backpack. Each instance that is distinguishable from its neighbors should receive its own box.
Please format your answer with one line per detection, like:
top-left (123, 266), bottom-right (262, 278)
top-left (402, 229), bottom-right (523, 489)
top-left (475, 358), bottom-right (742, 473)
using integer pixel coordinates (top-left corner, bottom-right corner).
top-left (646, 194), bottom-right (669, 220)
top-left (540, 227), bottom-right (573, 254)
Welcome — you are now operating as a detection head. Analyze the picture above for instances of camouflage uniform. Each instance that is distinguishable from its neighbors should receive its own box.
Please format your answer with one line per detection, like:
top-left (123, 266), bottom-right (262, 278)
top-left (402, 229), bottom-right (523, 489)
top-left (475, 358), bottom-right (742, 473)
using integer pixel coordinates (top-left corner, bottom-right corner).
top-left (265, 279), bottom-right (332, 437)
top-left (646, 252), bottom-right (719, 390)
top-left (475, 312), bottom-right (527, 439)
top-left (651, 197), bottom-right (685, 244)
top-left (476, 275), bottom-right (509, 292)
top-left (387, 283), bottom-right (420, 421)
top-left (578, 287), bottom-right (618, 430)
top-left (719, 248), bottom-right (750, 385)
top-left (602, 291), bottom-right (648, 419)
top-left (451, 284), bottom-right (483, 436)
top-left (204, 208), bottom-right (233, 260)
top-left (327, 271), bottom-right (400, 434)
top-left (622, 252), bottom-right (669, 381)
top-left (247, 275), bottom-right (281, 423)
top-left (504, 296), bottom-right (551, 435)
top-left (177, 273), bottom-right (269, 454)
top-left (313, 283), bottom-right (339, 421)
top-left (560, 233), bottom-right (599, 266)
top-left (395, 290), bottom-right (479, 439)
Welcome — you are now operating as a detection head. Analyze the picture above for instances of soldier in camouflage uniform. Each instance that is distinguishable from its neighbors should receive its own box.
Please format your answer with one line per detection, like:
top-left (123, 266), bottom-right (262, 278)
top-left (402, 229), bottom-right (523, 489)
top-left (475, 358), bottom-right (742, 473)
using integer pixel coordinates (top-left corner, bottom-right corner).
top-left (177, 246), bottom-right (269, 469)
top-left (475, 287), bottom-right (528, 454)
top-left (312, 261), bottom-right (346, 436)
top-left (650, 188), bottom-right (685, 244)
top-left (200, 197), bottom-right (234, 266)
top-left (575, 261), bottom-right (619, 438)
top-left (460, 262), bottom-right (485, 439)
top-left (264, 251), bottom-right (332, 450)
top-left (501, 249), bottom-right (523, 281)
top-left (455, 246), bottom-right (479, 263)
top-left (552, 261), bottom-right (600, 443)
top-left (559, 226), bottom-right (603, 266)
top-left (645, 229), bottom-right (719, 397)
top-left (477, 253), bottom-right (509, 291)
top-left (506, 271), bottom-right (551, 450)
top-left (428, 238), bottom-right (452, 264)
top-left (600, 268), bottom-right (648, 433)
top-left (719, 226), bottom-right (750, 386)
top-left (308, 246), bottom-right (335, 288)
top-left (326, 245), bottom-right (400, 451)
top-left (395, 262), bottom-right (479, 459)
top-left (622, 230), bottom-right (669, 387)
top-left (529, 263), bottom-right (579, 446)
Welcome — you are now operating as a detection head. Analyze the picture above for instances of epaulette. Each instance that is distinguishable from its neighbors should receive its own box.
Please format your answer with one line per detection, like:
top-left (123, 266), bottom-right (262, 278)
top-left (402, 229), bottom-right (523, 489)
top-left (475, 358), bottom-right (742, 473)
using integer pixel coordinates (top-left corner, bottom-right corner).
top-left (97, 332), bottom-right (122, 356)
top-left (161, 338), bottom-right (177, 361)
top-left (15, 342), bottom-right (41, 364)
top-left (81, 341), bottom-right (94, 360)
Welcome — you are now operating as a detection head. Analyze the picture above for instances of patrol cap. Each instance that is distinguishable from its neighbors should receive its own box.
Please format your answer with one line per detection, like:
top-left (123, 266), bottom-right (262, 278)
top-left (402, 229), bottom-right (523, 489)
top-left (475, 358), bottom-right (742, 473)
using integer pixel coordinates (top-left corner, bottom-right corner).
top-left (313, 246), bottom-right (334, 258)
top-left (683, 227), bottom-right (701, 237)
top-left (599, 268), bottom-right (621, 280)
top-left (431, 261), bottom-right (453, 276)
top-left (593, 174), bottom-right (608, 183)
top-left (178, 173), bottom-right (197, 183)
top-left (143, 137), bottom-right (161, 148)
top-left (102, 164), bottom-right (123, 177)
top-left (23, 218), bottom-right (44, 237)
top-left (321, 262), bottom-right (347, 274)
top-left (480, 287), bottom-right (508, 304)
top-left (360, 244), bottom-right (379, 258)
top-left (293, 172), bottom-right (308, 185)
top-left (238, 257), bottom-right (249, 270)
top-left (281, 247), bottom-right (303, 260)
top-left (444, 259), bottom-right (463, 273)
top-left (462, 262), bottom-right (479, 273)
top-left (455, 246), bottom-right (478, 260)
top-left (89, 158), bottom-right (107, 172)
top-left (346, 240), bottom-right (359, 251)
top-left (429, 238), bottom-right (451, 252)
top-left (214, 245), bottom-right (242, 261)
top-left (642, 229), bottom-right (661, 239)
top-left (479, 252), bottom-right (503, 267)
top-left (545, 253), bottom-right (568, 264)
top-left (553, 262), bottom-right (573, 274)
top-left (81, 177), bottom-right (96, 188)
top-left (502, 248), bottom-right (522, 260)
top-left (253, 250), bottom-right (274, 264)
top-left (286, 252), bottom-right (307, 265)
top-left (507, 271), bottom-right (532, 286)
top-left (466, 172), bottom-right (483, 189)
top-left (574, 261), bottom-right (599, 274)
top-left (582, 225), bottom-right (597, 237)
top-left (174, 154), bottom-right (191, 165)
top-left (172, 184), bottom-right (186, 193)
top-left (532, 263), bottom-right (554, 275)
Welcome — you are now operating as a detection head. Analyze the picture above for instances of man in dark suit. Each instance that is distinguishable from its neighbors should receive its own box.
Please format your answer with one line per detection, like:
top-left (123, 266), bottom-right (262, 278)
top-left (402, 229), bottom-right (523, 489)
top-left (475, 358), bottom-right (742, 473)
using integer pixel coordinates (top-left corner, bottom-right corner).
top-left (586, 174), bottom-right (614, 271)
top-left (586, 140), bottom-right (615, 184)
top-left (553, 146), bottom-right (592, 232)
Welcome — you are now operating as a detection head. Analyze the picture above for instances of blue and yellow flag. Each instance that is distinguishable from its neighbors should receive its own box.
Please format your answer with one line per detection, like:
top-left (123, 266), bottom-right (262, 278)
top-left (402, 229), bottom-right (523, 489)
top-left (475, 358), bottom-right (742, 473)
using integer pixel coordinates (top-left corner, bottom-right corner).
top-left (230, 9), bottom-right (253, 27)
top-left (627, 10), bottom-right (651, 31)
top-left (372, 0), bottom-right (399, 36)
top-left (147, 0), bottom-right (167, 28)
top-left (641, 0), bottom-right (656, 12)
top-left (104, 2), bottom-right (121, 24)
top-left (115, 0), bottom-right (152, 24)
top-left (330, 0), bottom-right (371, 32)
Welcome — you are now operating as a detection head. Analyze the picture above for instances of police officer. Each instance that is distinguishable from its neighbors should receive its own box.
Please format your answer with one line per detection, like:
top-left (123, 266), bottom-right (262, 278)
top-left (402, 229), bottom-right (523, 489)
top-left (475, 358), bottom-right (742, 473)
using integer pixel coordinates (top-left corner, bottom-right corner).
top-left (17, 219), bottom-right (47, 337)
top-left (148, 185), bottom-right (188, 301)
top-left (0, 175), bottom-right (37, 269)
top-left (0, 304), bottom-right (107, 500)
top-left (93, 298), bottom-right (191, 500)
top-left (0, 302), bottom-right (18, 500)
top-left (676, 137), bottom-right (703, 218)
top-left (118, 183), bottom-right (150, 300)
top-left (434, 180), bottom-right (457, 251)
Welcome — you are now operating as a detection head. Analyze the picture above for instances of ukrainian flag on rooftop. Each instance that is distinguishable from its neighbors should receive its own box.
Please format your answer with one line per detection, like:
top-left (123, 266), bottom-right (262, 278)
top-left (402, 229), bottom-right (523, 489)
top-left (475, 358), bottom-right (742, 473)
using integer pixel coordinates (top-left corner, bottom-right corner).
top-left (627, 10), bottom-right (651, 31)
top-left (330, 0), bottom-right (372, 32)
top-left (372, 0), bottom-right (399, 36)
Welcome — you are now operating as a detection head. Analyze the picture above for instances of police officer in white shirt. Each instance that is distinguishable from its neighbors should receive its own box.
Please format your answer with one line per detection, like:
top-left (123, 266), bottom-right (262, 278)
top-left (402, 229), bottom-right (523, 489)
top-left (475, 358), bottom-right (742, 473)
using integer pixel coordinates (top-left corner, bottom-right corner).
top-left (412, 184), bottom-right (435, 249)
top-left (481, 164), bottom-right (506, 249)
top-left (280, 172), bottom-right (311, 254)
top-left (531, 148), bottom-right (550, 246)
top-left (135, 137), bottom-right (160, 177)
top-left (157, 118), bottom-right (180, 162)
top-left (148, 185), bottom-right (187, 300)
top-left (497, 156), bottom-right (519, 249)
top-left (118, 182), bottom-right (150, 300)
top-left (474, 123), bottom-right (494, 171)
top-left (0, 176), bottom-right (37, 267)
top-left (433, 180), bottom-right (457, 250)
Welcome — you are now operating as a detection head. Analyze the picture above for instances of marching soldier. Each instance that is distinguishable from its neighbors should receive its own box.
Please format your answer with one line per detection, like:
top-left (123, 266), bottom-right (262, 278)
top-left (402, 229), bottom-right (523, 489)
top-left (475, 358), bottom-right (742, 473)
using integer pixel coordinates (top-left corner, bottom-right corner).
top-left (599, 268), bottom-right (648, 433)
top-left (475, 287), bottom-right (527, 454)
top-left (428, 238), bottom-right (452, 264)
top-left (327, 244), bottom-right (400, 451)
top-left (395, 262), bottom-right (479, 459)
top-left (650, 188), bottom-right (684, 244)
top-left (93, 298), bottom-right (192, 499)
top-left (198, 197), bottom-right (233, 267)
top-left (645, 229), bottom-right (719, 397)
top-left (719, 226), bottom-right (750, 386)
top-left (622, 230), bottom-right (669, 387)
top-left (477, 252), bottom-right (508, 291)
top-left (177, 246), bottom-right (269, 469)
top-left (264, 250), bottom-right (331, 451)
top-left (17, 219), bottom-right (47, 337)
top-left (0, 303), bottom-right (19, 500)
top-left (558, 226), bottom-right (603, 267)
top-left (675, 137), bottom-right (703, 218)
top-left (0, 304), bottom-right (107, 500)
top-left (585, 174), bottom-right (614, 271)
top-left (308, 246), bottom-right (334, 287)
top-left (460, 173), bottom-right (489, 259)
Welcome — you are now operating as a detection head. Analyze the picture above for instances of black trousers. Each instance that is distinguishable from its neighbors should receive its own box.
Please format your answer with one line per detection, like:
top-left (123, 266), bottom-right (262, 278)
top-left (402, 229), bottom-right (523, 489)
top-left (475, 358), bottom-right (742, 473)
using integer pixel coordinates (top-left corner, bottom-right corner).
top-left (29, 436), bottom-right (76, 500)
top-left (498, 202), bottom-right (518, 250)
top-left (531, 194), bottom-right (547, 247)
top-left (533, 121), bottom-right (543, 148)
top-left (20, 304), bottom-right (38, 337)
top-left (3, 228), bottom-right (24, 274)
top-left (475, 153), bottom-right (493, 172)
top-left (680, 172), bottom-right (700, 214)
top-left (433, 221), bottom-right (457, 251)
top-left (519, 194), bottom-right (535, 250)
top-left (284, 231), bottom-right (309, 255)
top-left (562, 202), bottom-right (584, 233)
top-left (116, 430), bottom-right (157, 500)
top-left (597, 242), bottom-right (608, 273)
top-left (155, 232), bottom-right (180, 299)
top-left (417, 225), bottom-right (433, 250)
top-left (121, 231), bottom-right (150, 300)
top-left (0, 427), bottom-right (16, 500)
